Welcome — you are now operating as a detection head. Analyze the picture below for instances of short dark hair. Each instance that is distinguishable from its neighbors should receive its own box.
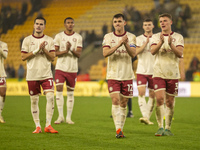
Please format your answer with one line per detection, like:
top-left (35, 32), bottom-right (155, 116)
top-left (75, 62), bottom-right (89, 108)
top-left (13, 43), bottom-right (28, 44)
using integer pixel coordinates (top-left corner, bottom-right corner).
top-left (143, 18), bottom-right (153, 22)
top-left (113, 13), bottom-right (125, 21)
top-left (159, 13), bottom-right (172, 20)
top-left (64, 17), bottom-right (74, 23)
top-left (34, 16), bottom-right (46, 25)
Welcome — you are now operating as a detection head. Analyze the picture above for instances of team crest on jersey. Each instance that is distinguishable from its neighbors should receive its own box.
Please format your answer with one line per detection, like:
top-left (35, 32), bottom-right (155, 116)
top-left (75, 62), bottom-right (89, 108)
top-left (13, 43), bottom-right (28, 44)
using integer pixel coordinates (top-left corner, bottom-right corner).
top-left (172, 38), bottom-right (176, 42)
top-left (56, 79), bottom-right (59, 83)
top-left (138, 81), bottom-right (142, 85)
top-left (44, 41), bottom-right (48, 45)
top-left (109, 87), bottom-right (113, 92)
top-left (62, 38), bottom-right (65, 41)
top-left (31, 42), bottom-right (35, 45)
top-left (154, 84), bottom-right (158, 89)
top-left (30, 91), bottom-right (33, 95)
top-left (73, 38), bottom-right (77, 42)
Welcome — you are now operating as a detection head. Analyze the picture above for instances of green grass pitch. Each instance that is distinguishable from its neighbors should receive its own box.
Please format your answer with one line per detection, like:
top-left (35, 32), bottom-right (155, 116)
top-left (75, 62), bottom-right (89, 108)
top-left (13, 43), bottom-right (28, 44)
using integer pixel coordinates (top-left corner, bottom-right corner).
top-left (0, 96), bottom-right (200, 150)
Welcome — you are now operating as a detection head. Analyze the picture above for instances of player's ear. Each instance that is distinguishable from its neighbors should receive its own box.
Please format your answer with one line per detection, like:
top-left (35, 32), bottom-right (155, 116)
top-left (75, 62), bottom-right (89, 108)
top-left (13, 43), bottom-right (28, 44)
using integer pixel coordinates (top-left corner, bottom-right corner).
top-left (124, 21), bottom-right (127, 26)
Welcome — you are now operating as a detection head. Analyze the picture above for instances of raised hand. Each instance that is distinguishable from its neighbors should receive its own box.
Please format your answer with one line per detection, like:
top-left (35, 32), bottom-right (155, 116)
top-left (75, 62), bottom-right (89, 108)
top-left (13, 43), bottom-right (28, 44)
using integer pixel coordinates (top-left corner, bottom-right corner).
top-left (160, 34), bottom-right (164, 43)
top-left (66, 41), bottom-right (72, 51)
top-left (168, 34), bottom-right (172, 45)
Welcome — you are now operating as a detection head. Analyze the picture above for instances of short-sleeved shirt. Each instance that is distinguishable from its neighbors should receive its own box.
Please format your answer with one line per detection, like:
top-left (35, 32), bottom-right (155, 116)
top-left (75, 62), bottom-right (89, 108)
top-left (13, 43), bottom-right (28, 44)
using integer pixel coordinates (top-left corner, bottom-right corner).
top-left (151, 32), bottom-right (184, 79)
top-left (21, 34), bottom-right (55, 81)
top-left (102, 31), bottom-right (136, 80)
top-left (0, 41), bottom-right (8, 77)
top-left (54, 31), bottom-right (82, 73)
top-left (136, 34), bottom-right (154, 75)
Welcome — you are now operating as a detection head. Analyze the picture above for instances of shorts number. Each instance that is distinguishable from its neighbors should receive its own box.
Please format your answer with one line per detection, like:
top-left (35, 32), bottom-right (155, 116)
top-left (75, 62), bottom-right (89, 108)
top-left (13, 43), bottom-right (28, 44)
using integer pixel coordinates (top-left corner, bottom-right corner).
top-left (0, 78), bottom-right (5, 83)
top-left (48, 79), bottom-right (54, 86)
top-left (127, 84), bottom-right (133, 92)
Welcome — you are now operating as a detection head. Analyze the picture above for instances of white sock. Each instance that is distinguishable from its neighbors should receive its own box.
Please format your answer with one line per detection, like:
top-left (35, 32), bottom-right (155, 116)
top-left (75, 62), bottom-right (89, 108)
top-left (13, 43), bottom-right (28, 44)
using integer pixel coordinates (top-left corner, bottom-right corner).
top-left (66, 91), bottom-right (74, 121)
top-left (30, 95), bottom-right (40, 128)
top-left (156, 105), bottom-right (165, 128)
top-left (138, 95), bottom-right (147, 118)
top-left (0, 96), bottom-right (5, 116)
top-left (147, 97), bottom-right (155, 119)
top-left (165, 106), bottom-right (174, 130)
top-left (46, 92), bottom-right (54, 127)
top-left (112, 105), bottom-right (120, 131)
top-left (120, 106), bottom-right (127, 131)
top-left (56, 91), bottom-right (64, 118)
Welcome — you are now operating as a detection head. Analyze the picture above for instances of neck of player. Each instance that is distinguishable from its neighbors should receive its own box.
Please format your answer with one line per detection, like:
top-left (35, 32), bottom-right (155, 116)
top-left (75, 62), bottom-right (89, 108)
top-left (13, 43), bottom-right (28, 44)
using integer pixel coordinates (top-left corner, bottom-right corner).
top-left (162, 29), bottom-right (172, 35)
top-left (34, 32), bottom-right (44, 37)
top-left (144, 31), bottom-right (153, 36)
top-left (115, 28), bottom-right (125, 35)
top-left (65, 30), bottom-right (74, 35)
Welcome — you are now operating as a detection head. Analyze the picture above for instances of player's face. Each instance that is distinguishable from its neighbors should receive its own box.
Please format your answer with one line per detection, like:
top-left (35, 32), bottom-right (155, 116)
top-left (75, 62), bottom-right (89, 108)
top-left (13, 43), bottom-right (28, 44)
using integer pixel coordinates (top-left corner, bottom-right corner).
top-left (34, 19), bottom-right (45, 34)
top-left (64, 19), bottom-right (74, 31)
top-left (113, 17), bottom-right (126, 32)
top-left (143, 21), bottom-right (154, 32)
top-left (159, 17), bottom-right (172, 32)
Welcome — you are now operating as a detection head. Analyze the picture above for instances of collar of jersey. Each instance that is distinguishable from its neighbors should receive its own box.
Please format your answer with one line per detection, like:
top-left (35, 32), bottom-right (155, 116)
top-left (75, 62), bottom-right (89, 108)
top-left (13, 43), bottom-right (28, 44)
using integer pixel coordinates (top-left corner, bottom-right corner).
top-left (113, 31), bottom-right (126, 37)
top-left (64, 31), bottom-right (75, 36)
top-left (32, 34), bottom-right (45, 39)
top-left (162, 32), bottom-right (174, 36)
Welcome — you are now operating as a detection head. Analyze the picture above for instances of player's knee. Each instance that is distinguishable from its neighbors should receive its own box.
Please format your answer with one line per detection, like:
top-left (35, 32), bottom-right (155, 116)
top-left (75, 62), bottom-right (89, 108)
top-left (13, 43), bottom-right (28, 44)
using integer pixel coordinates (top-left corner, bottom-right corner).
top-left (46, 92), bottom-right (54, 102)
top-left (0, 88), bottom-right (6, 97)
top-left (156, 96), bottom-right (164, 106)
top-left (56, 85), bottom-right (63, 91)
top-left (30, 95), bottom-right (39, 105)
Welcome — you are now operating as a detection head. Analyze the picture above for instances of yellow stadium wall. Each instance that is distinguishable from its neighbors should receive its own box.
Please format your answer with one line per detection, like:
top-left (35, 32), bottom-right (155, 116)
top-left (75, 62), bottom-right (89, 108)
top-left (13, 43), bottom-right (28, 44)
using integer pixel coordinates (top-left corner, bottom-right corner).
top-left (6, 80), bottom-right (200, 97)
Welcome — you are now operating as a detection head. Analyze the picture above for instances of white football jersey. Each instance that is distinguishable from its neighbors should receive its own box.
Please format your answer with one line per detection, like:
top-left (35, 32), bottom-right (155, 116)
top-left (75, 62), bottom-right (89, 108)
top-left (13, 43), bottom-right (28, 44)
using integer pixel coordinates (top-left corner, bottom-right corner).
top-left (0, 41), bottom-right (8, 77)
top-left (151, 32), bottom-right (184, 79)
top-left (102, 31), bottom-right (136, 80)
top-left (136, 34), bottom-right (154, 75)
top-left (21, 34), bottom-right (55, 81)
top-left (54, 31), bottom-right (82, 73)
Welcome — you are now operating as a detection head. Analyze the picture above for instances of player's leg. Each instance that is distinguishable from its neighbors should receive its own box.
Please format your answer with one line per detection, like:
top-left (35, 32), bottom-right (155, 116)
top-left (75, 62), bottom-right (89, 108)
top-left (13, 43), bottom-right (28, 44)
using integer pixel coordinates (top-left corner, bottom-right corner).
top-left (42, 79), bottom-right (58, 133)
top-left (54, 70), bottom-right (65, 124)
top-left (138, 86), bottom-right (147, 118)
top-left (27, 81), bottom-right (42, 133)
top-left (54, 85), bottom-right (64, 124)
top-left (147, 89), bottom-right (155, 120)
top-left (147, 75), bottom-right (155, 120)
top-left (119, 95), bottom-right (129, 131)
top-left (153, 77), bottom-right (166, 136)
top-left (164, 94), bottom-right (175, 136)
top-left (30, 94), bottom-right (41, 133)
top-left (127, 98), bottom-right (134, 118)
top-left (110, 93), bottom-right (121, 130)
top-left (0, 85), bottom-right (6, 123)
top-left (163, 79), bottom-right (178, 136)
top-left (65, 72), bottom-right (77, 124)
top-left (66, 88), bottom-right (75, 124)
top-left (154, 90), bottom-right (165, 136)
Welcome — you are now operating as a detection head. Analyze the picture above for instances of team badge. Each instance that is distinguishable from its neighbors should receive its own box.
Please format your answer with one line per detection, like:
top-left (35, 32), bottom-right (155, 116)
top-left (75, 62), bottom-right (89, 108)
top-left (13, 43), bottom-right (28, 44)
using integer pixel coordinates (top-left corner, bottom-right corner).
top-left (109, 87), bottom-right (113, 92)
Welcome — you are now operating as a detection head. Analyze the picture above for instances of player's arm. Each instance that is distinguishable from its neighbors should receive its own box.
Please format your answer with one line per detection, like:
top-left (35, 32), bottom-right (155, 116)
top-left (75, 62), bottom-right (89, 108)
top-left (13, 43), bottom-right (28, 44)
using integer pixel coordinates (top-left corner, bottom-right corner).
top-left (179, 57), bottom-right (185, 80)
top-left (151, 34), bottom-right (164, 55)
top-left (40, 41), bottom-right (55, 61)
top-left (71, 47), bottom-right (82, 58)
top-left (0, 46), bottom-right (8, 59)
top-left (103, 40), bottom-right (123, 57)
top-left (136, 37), bottom-right (149, 55)
top-left (21, 52), bottom-right (35, 61)
top-left (55, 46), bottom-right (69, 57)
top-left (168, 34), bottom-right (183, 58)
top-left (124, 41), bottom-right (136, 58)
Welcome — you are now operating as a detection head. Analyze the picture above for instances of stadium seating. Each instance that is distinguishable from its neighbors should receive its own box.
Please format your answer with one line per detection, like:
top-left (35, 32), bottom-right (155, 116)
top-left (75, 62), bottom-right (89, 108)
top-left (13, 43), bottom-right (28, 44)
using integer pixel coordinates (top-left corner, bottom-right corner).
top-left (1, 0), bottom-right (200, 80)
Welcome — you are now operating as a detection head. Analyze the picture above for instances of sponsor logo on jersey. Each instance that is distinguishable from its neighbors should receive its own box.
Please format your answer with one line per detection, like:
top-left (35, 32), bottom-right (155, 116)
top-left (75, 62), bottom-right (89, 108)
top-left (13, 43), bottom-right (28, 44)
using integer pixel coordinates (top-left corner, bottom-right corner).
top-left (111, 40), bottom-right (115, 43)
